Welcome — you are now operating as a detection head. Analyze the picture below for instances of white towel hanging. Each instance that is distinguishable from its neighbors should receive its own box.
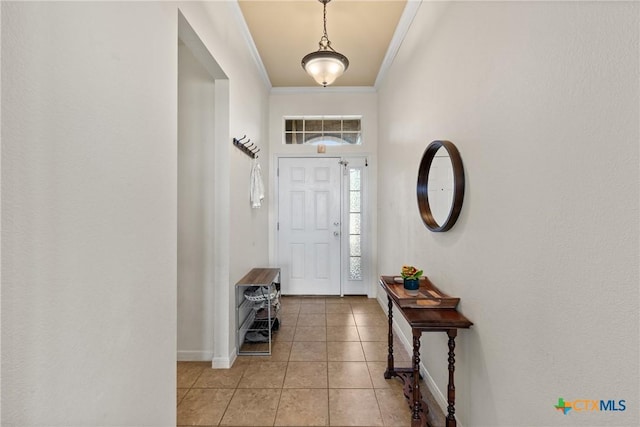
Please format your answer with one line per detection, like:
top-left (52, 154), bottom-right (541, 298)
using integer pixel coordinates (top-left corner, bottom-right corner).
top-left (250, 158), bottom-right (265, 208)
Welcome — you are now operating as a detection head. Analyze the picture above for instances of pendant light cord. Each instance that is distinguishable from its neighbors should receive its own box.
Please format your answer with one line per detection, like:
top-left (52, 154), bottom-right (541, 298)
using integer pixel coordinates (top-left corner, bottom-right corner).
top-left (323, 0), bottom-right (328, 38)
top-left (318, 0), bottom-right (335, 52)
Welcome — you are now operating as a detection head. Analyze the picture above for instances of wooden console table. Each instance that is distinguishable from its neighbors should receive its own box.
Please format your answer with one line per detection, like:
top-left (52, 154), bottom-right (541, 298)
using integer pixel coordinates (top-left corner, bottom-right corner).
top-left (379, 275), bottom-right (472, 427)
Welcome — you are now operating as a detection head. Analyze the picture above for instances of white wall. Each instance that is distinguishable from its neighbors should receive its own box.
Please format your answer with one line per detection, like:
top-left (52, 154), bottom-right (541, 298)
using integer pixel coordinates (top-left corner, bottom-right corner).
top-left (268, 90), bottom-right (378, 157)
top-left (1, 1), bottom-right (270, 425)
top-left (177, 43), bottom-right (216, 360)
top-left (179, 2), bottom-right (271, 362)
top-left (1, 2), bottom-right (178, 425)
top-left (268, 91), bottom-right (379, 296)
top-left (377, 2), bottom-right (639, 426)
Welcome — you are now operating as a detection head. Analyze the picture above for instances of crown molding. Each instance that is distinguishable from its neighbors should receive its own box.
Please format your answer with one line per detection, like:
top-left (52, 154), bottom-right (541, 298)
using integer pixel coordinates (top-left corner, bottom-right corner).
top-left (374, 0), bottom-right (422, 89)
top-left (228, 0), bottom-right (272, 90)
top-left (270, 86), bottom-right (377, 95)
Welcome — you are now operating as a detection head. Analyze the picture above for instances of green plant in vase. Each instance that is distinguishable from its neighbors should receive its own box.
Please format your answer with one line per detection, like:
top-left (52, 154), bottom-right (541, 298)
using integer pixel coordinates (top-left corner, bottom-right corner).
top-left (401, 265), bottom-right (423, 296)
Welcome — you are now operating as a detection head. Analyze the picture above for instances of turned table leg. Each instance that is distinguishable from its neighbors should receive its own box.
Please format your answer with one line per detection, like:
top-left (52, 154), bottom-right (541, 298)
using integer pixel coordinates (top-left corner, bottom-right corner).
top-left (446, 329), bottom-right (458, 427)
top-left (411, 328), bottom-right (422, 426)
top-left (384, 295), bottom-right (395, 378)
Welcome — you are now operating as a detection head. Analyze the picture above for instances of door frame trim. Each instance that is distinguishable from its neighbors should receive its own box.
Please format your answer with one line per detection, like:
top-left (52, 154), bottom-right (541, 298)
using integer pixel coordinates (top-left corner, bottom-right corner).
top-left (340, 157), bottom-right (369, 296)
top-left (274, 154), bottom-right (372, 297)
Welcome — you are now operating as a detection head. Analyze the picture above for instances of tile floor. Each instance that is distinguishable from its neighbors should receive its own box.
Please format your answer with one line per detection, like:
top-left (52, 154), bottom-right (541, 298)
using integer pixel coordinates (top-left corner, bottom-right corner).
top-left (177, 296), bottom-right (444, 427)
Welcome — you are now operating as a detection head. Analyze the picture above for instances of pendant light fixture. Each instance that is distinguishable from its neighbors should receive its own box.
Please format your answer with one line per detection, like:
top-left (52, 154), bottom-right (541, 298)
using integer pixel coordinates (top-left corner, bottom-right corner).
top-left (301, 0), bottom-right (349, 87)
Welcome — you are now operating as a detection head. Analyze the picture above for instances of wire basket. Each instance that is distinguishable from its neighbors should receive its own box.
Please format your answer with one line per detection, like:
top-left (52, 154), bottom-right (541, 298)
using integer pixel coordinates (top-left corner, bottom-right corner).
top-left (243, 284), bottom-right (278, 302)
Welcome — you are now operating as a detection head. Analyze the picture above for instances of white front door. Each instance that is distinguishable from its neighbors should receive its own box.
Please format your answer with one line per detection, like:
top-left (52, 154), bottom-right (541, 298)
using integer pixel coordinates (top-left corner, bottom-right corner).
top-left (278, 157), bottom-right (341, 295)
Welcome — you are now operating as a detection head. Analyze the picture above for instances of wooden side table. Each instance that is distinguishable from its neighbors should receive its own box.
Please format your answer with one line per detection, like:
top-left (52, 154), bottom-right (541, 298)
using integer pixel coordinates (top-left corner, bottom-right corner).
top-left (379, 276), bottom-right (473, 427)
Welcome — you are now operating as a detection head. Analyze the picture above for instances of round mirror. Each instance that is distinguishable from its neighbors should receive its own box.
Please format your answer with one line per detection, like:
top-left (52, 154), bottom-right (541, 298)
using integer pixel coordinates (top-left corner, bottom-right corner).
top-left (417, 140), bottom-right (465, 232)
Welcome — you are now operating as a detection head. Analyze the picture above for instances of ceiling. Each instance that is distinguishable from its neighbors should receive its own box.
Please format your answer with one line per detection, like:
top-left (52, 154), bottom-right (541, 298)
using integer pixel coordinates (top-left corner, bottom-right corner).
top-left (238, 0), bottom-right (409, 88)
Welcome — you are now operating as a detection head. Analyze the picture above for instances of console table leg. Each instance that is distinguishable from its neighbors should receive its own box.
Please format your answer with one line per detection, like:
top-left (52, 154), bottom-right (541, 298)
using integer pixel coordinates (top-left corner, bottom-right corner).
top-left (411, 328), bottom-right (422, 426)
top-left (446, 329), bottom-right (458, 427)
top-left (384, 295), bottom-right (395, 379)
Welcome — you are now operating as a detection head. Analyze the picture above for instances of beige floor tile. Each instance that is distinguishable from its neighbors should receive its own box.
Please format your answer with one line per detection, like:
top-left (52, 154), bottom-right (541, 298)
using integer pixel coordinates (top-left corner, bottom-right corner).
top-left (279, 301), bottom-right (301, 313)
top-left (220, 389), bottom-right (281, 426)
top-left (283, 361), bottom-right (328, 388)
top-left (329, 389), bottom-right (383, 426)
top-left (294, 326), bottom-right (327, 341)
top-left (328, 361), bottom-right (373, 388)
top-left (280, 296), bottom-right (308, 304)
top-left (240, 338), bottom-right (288, 355)
top-left (289, 341), bottom-right (327, 361)
top-left (327, 341), bottom-right (365, 362)
top-left (375, 388), bottom-right (412, 427)
top-left (279, 312), bottom-right (299, 326)
top-left (193, 364), bottom-right (248, 389)
top-left (272, 340), bottom-right (294, 361)
top-left (275, 388), bottom-right (329, 426)
top-left (273, 325), bottom-right (295, 341)
top-left (324, 296), bottom-right (350, 304)
top-left (327, 326), bottom-right (361, 342)
top-left (175, 296), bottom-right (441, 427)
top-left (299, 302), bottom-right (326, 313)
top-left (177, 388), bottom-right (234, 426)
top-left (247, 341), bottom-right (292, 363)
top-left (297, 313), bottom-right (327, 326)
top-left (353, 313), bottom-right (388, 327)
top-left (361, 341), bottom-right (388, 362)
top-left (351, 304), bottom-right (384, 314)
top-left (239, 341), bottom-right (270, 354)
top-left (177, 388), bottom-right (189, 406)
top-left (362, 342), bottom-right (411, 363)
top-left (326, 303), bottom-right (353, 313)
top-left (366, 362), bottom-right (403, 390)
top-left (393, 345), bottom-right (412, 362)
top-left (326, 313), bottom-right (356, 326)
top-left (234, 355), bottom-right (260, 364)
top-left (177, 362), bottom-right (209, 388)
top-left (231, 357), bottom-right (253, 367)
top-left (237, 361), bottom-right (287, 388)
top-left (278, 303), bottom-right (300, 314)
top-left (338, 296), bottom-right (374, 304)
top-left (357, 326), bottom-right (389, 342)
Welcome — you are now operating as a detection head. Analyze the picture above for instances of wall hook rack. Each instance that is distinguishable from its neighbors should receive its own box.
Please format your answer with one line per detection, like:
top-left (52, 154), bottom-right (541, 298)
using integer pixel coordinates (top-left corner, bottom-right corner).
top-left (233, 135), bottom-right (260, 159)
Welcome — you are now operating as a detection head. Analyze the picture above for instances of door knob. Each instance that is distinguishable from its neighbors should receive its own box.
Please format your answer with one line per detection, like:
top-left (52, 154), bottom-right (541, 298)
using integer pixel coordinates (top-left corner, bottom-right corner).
top-left (333, 231), bottom-right (340, 237)
top-left (333, 222), bottom-right (340, 226)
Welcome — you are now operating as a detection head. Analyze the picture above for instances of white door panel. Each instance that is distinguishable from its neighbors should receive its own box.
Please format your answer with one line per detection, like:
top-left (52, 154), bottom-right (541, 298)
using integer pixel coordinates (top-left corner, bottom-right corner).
top-left (278, 158), bottom-right (341, 295)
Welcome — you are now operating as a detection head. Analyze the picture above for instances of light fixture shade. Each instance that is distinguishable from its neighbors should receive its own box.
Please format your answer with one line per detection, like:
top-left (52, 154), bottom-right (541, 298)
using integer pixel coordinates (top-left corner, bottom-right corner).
top-left (302, 50), bottom-right (349, 87)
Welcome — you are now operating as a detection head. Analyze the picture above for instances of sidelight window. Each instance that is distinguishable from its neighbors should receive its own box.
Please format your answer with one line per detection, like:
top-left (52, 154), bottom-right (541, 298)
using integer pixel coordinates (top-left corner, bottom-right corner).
top-left (348, 168), bottom-right (362, 280)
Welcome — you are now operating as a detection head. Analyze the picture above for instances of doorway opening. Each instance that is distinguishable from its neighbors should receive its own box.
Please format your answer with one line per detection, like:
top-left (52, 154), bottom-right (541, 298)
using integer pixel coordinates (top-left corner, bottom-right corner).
top-left (177, 11), bottom-right (230, 366)
top-left (276, 156), bottom-right (370, 296)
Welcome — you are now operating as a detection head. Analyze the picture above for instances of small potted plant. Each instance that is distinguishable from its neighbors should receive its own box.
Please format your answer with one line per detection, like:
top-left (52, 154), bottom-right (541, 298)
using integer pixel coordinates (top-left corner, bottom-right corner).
top-left (401, 265), bottom-right (423, 296)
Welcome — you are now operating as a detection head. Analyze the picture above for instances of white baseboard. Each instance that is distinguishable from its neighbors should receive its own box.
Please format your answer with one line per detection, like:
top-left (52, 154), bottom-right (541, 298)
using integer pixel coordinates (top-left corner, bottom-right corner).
top-left (212, 347), bottom-right (238, 369)
top-left (211, 357), bottom-right (230, 369)
top-left (177, 350), bottom-right (213, 361)
top-left (420, 363), bottom-right (451, 420)
top-left (179, 348), bottom-right (238, 368)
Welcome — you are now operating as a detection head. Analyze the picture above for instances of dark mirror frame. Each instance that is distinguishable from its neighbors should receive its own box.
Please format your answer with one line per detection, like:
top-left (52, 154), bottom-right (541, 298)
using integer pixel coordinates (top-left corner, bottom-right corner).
top-left (417, 140), bottom-right (465, 232)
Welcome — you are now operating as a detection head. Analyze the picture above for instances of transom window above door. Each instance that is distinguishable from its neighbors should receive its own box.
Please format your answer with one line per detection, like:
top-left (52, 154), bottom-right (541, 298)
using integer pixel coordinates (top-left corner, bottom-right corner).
top-left (284, 116), bottom-right (362, 146)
